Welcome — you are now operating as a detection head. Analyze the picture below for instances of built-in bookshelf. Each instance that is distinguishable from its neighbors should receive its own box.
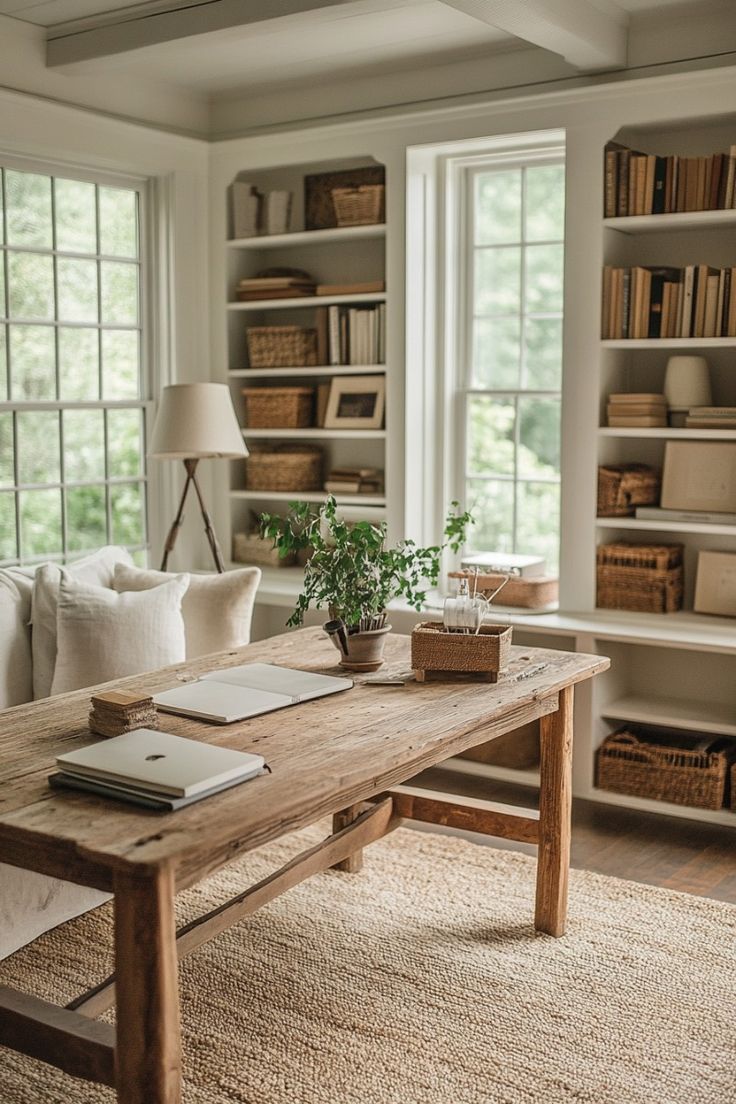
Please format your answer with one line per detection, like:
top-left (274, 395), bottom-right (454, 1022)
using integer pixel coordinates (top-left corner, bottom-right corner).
top-left (592, 119), bottom-right (736, 827)
top-left (223, 156), bottom-right (388, 566)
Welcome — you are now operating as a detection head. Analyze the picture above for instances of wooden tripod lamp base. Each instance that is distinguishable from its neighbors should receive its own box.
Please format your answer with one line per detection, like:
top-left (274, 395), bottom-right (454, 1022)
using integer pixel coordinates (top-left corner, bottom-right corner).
top-left (149, 383), bottom-right (248, 575)
top-left (160, 458), bottom-right (225, 574)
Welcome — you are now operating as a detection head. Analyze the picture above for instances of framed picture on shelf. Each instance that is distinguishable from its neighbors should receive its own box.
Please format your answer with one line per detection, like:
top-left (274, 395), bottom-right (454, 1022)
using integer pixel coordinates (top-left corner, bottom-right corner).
top-left (324, 375), bottom-right (385, 430)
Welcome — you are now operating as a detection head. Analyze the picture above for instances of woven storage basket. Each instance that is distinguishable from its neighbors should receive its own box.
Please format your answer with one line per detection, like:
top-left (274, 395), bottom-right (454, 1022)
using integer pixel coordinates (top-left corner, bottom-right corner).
top-left (330, 185), bottom-right (385, 227)
top-left (597, 464), bottom-right (660, 517)
top-left (596, 541), bottom-right (683, 613)
top-left (232, 531), bottom-right (297, 568)
top-left (246, 326), bottom-right (318, 369)
top-left (411, 621), bottom-right (513, 683)
top-left (244, 444), bottom-right (323, 493)
top-left (448, 571), bottom-right (558, 610)
top-left (596, 725), bottom-right (736, 810)
top-left (242, 387), bottom-right (314, 429)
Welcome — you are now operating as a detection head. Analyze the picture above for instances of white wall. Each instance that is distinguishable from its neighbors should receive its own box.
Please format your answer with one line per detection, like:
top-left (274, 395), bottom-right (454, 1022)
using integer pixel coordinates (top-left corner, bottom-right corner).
top-left (0, 84), bottom-right (210, 570)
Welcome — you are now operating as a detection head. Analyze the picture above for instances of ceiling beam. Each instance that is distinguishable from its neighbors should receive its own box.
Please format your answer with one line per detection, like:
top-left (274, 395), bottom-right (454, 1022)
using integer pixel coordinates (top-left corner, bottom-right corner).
top-left (439, 0), bottom-right (628, 71)
top-left (46, 0), bottom-right (362, 68)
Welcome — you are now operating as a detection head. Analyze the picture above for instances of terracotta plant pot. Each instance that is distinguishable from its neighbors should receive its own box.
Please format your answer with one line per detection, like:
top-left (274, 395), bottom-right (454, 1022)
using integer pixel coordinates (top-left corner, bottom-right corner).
top-left (328, 624), bottom-right (391, 672)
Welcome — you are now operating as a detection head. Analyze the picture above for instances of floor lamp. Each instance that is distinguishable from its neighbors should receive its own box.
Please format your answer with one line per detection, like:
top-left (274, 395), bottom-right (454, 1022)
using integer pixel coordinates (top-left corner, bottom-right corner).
top-left (150, 383), bottom-right (247, 573)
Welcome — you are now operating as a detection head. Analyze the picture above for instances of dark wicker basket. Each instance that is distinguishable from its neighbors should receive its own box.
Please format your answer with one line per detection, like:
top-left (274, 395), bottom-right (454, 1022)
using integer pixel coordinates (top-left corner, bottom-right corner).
top-left (597, 725), bottom-right (736, 810)
top-left (246, 326), bottom-right (318, 368)
top-left (242, 387), bottom-right (314, 429)
top-left (597, 464), bottom-right (660, 517)
top-left (596, 541), bottom-right (683, 613)
top-left (244, 444), bottom-right (323, 492)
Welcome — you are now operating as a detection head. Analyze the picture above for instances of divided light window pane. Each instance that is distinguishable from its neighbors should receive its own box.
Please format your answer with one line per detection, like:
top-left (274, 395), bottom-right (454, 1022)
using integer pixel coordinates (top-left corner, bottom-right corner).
top-left (0, 165), bottom-right (147, 565)
top-left (464, 157), bottom-right (565, 572)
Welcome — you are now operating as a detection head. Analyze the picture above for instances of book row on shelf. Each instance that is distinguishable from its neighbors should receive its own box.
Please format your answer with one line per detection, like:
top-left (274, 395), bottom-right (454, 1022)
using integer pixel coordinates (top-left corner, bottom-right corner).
top-left (601, 265), bottom-right (736, 340)
top-left (604, 141), bottom-right (736, 217)
top-left (316, 303), bottom-right (386, 366)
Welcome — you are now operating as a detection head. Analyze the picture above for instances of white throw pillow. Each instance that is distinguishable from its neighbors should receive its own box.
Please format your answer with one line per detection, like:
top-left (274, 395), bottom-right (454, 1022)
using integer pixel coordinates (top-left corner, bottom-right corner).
top-left (0, 573), bottom-right (33, 709)
top-left (30, 546), bottom-right (134, 699)
top-left (113, 563), bottom-right (261, 658)
top-left (50, 572), bottom-right (189, 696)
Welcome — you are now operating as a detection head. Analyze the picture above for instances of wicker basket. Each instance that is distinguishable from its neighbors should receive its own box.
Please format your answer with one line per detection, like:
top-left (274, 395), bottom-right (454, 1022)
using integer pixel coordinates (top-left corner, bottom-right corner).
top-left (448, 571), bottom-right (558, 610)
top-left (597, 464), bottom-right (660, 517)
top-left (596, 725), bottom-right (736, 810)
top-left (232, 531), bottom-right (297, 568)
top-left (411, 621), bottom-right (513, 683)
top-left (246, 326), bottom-right (318, 369)
top-left (242, 387), bottom-right (314, 429)
top-left (596, 541), bottom-right (683, 613)
top-left (244, 445), bottom-right (323, 492)
top-left (331, 185), bottom-right (385, 227)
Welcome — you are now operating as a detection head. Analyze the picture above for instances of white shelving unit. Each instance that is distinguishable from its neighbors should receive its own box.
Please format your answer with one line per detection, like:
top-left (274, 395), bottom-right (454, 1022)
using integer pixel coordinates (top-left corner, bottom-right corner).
top-left (228, 291), bottom-right (387, 311)
top-left (229, 365), bottom-right (386, 378)
top-left (222, 156), bottom-right (388, 581)
top-left (243, 427), bottom-right (386, 440)
top-left (590, 117), bottom-right (736, 827)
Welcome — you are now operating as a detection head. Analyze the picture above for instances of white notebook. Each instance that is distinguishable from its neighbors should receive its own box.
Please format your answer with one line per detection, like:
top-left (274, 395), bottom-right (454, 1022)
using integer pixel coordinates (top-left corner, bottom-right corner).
top-left (154, 663), bottom-right (352, 724)
top-left (56, 728), bottom-right (265, 798)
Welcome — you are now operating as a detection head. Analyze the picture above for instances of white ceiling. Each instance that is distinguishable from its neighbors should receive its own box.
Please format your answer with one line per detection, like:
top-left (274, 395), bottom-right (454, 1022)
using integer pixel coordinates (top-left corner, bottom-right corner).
top-left (0, 0), bottom-right (700, 30)
top-left (0, 0), bottom-right (157, 25)
top-left (94, 1), bottom-right (514, 95)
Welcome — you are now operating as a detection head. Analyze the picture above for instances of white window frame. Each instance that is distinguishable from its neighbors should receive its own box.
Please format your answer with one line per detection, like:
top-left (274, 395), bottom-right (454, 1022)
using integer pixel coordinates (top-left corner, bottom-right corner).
top-left (455, 149), bottom-right (565, 561)
top-left (0, 153), bottom-right (156, 566)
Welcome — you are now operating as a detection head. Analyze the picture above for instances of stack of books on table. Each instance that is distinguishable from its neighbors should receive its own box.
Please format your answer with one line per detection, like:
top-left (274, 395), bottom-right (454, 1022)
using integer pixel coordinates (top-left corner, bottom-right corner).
top-left (50, 729), bottom-right (266, 811)
top-left (602, 265), bottom-right (736, 339)
top-left (604, 141), bottom-right (736, 217)
top-left (607, 393), bottom-right (667, 428)
top-left (685, 406), bottom-right (736, 429)
top-left (236, 274), bottom-right (315, 300)
top-left (324, 467), bottom-right (384, 496)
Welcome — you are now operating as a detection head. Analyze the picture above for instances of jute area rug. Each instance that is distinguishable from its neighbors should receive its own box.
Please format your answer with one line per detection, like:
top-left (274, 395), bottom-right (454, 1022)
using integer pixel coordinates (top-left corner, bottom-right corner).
top-left (1, 824), bottom-right (734, 1104)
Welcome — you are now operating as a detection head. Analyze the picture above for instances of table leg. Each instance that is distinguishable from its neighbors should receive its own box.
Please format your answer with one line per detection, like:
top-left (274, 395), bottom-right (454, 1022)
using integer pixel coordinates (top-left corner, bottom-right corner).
top-left (331, 805), bottom-right (364, 872)
top-left (534, 685), bottom-right (573, 937)
top-left (114, 866), bottom-right (182, 1104)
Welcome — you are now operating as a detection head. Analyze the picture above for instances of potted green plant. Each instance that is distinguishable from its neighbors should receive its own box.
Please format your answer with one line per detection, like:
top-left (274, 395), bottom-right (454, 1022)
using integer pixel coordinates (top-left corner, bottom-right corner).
top-left (260, 497), bottom-right (472, 670)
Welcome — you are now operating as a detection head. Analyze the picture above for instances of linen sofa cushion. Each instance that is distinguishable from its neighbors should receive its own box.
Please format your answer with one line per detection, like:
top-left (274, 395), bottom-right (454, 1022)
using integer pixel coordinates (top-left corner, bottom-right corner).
top-left (113, 563), bottom-right (261, 658)
top-left (30, 546), bottom-right (134, 699)
top-left (0, 573), bottom-right (33, 709)
top-left (50, 571), bottom-right (189, 696)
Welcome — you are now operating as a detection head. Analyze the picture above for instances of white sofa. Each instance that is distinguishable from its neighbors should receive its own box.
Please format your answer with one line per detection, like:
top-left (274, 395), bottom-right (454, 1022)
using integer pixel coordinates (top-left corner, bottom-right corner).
top-left (0, 548), bottom-right (260, 959)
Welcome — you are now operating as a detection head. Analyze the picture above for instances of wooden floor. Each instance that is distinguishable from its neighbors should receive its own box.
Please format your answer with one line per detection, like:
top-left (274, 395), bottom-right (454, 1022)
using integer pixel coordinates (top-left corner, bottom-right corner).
top-left (416, 765), bottom-right (736, 905)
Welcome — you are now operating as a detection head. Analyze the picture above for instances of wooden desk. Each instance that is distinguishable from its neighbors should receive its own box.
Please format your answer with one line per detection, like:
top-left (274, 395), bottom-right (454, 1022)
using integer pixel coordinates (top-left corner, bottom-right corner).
top-left (0, 628), bottom-right (608, 1103)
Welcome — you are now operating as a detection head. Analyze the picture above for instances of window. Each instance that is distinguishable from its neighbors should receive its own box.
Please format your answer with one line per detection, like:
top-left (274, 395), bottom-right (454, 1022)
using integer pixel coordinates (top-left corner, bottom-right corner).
top-left (0, 164), bottom-right (149, 565)
top-left (456, 152), bottom-right (565, 571)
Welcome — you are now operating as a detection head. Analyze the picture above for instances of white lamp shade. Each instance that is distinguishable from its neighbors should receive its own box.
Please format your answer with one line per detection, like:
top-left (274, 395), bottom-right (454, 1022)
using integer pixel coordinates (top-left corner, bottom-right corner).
top-left (149, 383), bottom-right (247, 459)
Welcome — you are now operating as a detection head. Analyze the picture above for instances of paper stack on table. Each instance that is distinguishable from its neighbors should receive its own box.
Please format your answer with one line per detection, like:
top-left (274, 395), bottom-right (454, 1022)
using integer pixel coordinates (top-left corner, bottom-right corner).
top-left (89, 690), bottom-right (159, 739)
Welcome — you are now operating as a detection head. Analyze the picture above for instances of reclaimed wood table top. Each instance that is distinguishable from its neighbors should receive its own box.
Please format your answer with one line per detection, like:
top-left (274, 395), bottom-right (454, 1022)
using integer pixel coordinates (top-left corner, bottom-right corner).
top-left (0, 628), bottom-right (608, 893)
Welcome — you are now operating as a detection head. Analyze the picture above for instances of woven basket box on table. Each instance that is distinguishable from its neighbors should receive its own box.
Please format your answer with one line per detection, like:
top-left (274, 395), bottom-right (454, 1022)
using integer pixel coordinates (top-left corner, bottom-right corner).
top-left (246, 326), bottom-right (318, 368)
top-left (596, 541), bottom-right (684, 613)
top-left (597, 464), bottom-right (660, 517)
top-left (411, 622), bottom-right (513, 683)
top-left (244, 444), bottom-right (324, 492)
top-left (242, 386), bottom-right (314, 429)
top-left (597, 726), bottom-right (736, 810)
